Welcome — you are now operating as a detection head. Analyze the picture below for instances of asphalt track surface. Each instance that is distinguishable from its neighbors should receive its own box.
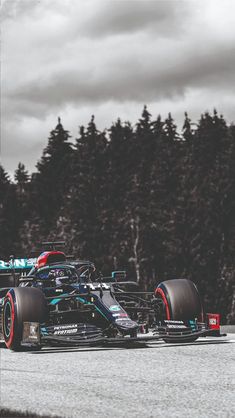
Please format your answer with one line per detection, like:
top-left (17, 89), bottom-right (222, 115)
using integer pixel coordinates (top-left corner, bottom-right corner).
top-left (0, 331), bottom-right (234, 418)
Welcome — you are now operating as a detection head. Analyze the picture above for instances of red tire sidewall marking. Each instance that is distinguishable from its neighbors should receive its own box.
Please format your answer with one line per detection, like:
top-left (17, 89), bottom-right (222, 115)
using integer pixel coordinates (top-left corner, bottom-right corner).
top-left (155, 287), bottom-right (171, 320)
top-left (4, 292), bottom-right (15, 348)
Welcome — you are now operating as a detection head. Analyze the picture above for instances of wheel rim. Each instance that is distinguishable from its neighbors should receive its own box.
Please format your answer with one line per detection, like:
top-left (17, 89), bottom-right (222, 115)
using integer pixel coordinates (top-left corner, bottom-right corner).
top-left (3, 292), bottom-right (15, 348)
top-left (3, 300), bottom-right (13, 339)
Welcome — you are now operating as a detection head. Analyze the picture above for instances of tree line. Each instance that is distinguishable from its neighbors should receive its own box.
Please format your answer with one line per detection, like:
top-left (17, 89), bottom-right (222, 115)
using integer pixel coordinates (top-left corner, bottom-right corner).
top-left (0, 108), bottom-right (235, 323)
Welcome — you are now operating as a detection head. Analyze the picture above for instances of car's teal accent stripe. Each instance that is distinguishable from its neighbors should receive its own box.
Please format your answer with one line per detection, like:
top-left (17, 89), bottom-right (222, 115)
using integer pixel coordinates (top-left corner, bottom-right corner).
top-left (76, 296), bottom-right (107, 319)
top-left (41, 327), bottom-right (49, 336)
top-left (94, 305), bottom-right (108, 319)
top-left (50, 293), bottom-right (70, 305)
top-left (0, 258), bottom-right (37, 270)
top-left (49, 294), bottom-right (108, 320)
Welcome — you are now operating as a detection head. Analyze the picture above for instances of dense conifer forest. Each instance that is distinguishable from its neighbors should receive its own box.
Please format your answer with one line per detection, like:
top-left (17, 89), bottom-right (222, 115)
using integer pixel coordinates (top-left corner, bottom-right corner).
top-left (0, 107), bottom-right (235, 323)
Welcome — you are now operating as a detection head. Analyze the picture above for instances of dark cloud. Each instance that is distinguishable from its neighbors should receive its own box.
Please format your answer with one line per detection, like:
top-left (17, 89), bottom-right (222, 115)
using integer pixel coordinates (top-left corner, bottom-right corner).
top-left (80, 1), bottom-right (189, 38)
top-left (2, 0), bottom-right (235, 174)
top-left (8, 41), bottom-right (235, 119)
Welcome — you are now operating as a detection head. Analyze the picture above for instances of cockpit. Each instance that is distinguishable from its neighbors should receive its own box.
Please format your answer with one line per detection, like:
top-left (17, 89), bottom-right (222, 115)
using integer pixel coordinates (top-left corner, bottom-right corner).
top-left (26, 261), bottom-right (96, 287)
top-left (35, 265), bottom-right (79, 285)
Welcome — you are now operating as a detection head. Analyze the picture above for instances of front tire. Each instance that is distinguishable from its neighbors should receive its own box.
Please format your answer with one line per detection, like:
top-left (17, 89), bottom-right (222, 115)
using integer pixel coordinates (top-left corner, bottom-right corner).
top-left (155, 279), bottom-right (204, 342)
top-left (3, 287), bottom-right (47, 351)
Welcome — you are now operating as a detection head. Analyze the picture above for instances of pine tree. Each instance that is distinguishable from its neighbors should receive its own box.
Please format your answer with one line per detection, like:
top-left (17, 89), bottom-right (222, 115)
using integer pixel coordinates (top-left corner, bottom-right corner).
top-left (105, 118), bottom-right (134, 274)
top-left (182, 112), bottom-right (194, 142)
top-left (0, 165), bottom-right (11, 257)
top-left (164, 112), bottom-right (179, 142)
top-left (0, 166), bottom-right (19, 257)
top-left (18, 118), bottom-right (74, 252)
top-left (65, 116), bottom-right (108, 266)
top-left (126, 106), bottom-right (155, 284)
top-left (14, 163), bottom-right (29, 189)
top-left (31, 117), bottom-right (73, 226)
top-left (180, 111), bottom-right (230, 311)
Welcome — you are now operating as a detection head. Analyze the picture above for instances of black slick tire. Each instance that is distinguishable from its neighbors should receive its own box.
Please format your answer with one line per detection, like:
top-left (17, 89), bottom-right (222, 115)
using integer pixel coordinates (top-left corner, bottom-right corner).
top-left (3, 287), bottom-right (47, 351)
top-left (155, 279), bottom-right (204, 343)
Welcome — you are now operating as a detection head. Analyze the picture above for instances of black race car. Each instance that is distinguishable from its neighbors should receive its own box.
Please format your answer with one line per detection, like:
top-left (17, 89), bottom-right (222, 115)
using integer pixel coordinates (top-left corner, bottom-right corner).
top-left (0, 249), bottom-right (223, 351)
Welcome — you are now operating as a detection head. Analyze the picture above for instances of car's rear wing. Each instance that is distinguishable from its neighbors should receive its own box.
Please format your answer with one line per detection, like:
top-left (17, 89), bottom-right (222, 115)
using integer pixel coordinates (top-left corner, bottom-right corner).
top-left (0, 258), bottom-right (37, 275)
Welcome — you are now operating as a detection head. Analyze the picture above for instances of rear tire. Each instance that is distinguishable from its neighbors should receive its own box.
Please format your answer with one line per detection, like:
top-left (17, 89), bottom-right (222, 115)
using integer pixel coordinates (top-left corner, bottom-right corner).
top-left (3, 287), bottom-right (47, 351)
top-left (155, 279), bottom-right (204, 343)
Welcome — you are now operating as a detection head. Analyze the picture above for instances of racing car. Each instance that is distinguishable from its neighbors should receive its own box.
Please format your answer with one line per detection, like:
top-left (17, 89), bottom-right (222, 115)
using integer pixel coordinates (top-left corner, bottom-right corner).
top-left (0, 247), bottom-right (223, 351)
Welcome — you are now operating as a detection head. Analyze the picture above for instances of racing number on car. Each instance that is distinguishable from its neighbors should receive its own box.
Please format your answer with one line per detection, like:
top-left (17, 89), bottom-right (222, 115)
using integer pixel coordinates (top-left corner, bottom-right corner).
top-left (83, 283), bottom-right (110, 290)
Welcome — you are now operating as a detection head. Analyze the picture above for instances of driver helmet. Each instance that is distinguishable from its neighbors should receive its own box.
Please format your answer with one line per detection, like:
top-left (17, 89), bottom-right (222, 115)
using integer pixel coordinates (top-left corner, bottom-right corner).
top-left (48, 268), bottom-right (71, 285)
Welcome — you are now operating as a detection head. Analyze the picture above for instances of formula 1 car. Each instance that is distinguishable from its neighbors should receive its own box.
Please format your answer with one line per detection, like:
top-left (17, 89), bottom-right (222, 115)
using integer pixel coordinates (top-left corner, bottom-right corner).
top-left (0, 248), bottom-right (223, 351)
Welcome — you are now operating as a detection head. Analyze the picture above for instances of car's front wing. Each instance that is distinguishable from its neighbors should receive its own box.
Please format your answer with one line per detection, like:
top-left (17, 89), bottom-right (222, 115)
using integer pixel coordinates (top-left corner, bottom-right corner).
top-left (21, 321), bottom-right (226, 348)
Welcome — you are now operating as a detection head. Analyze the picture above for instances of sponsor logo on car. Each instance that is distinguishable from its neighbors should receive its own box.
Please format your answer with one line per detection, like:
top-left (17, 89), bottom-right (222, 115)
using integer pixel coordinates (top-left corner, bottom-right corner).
top-left (82, 283), bottom-right (110, 291)
top-left (53, 324), bottom-right (78, 335)
top-left (110, 305), bottom-right (121, 311)
top-left (54, 328), bottom-right (78, 335)
top-left (115, 318), bottom-right (130, 322)
top-left (54, 324), bottom-right (78, 330)
top-left (166, 324), bottom-right (187, 328)
top-left (0, 258), bottom-right (37, 270)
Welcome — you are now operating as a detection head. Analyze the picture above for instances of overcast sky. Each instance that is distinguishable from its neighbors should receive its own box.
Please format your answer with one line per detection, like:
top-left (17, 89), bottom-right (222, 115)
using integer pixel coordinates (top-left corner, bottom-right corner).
top-left (1, 0), bottom-right (235, 174)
